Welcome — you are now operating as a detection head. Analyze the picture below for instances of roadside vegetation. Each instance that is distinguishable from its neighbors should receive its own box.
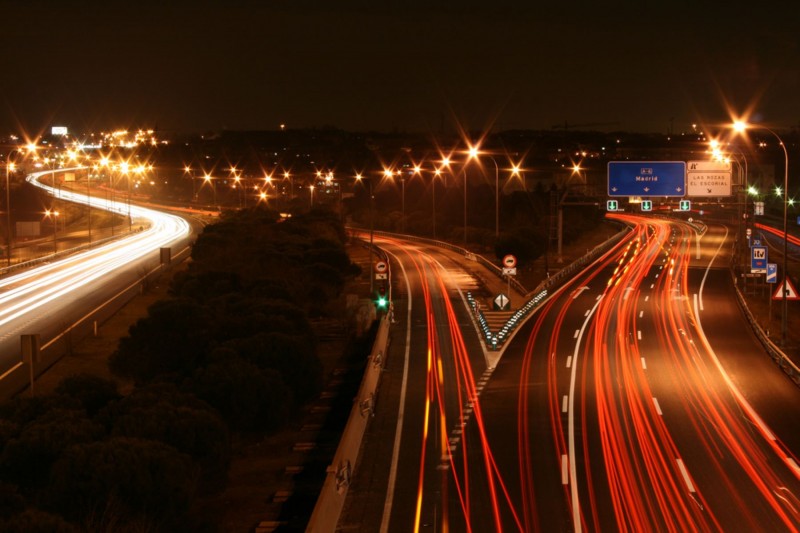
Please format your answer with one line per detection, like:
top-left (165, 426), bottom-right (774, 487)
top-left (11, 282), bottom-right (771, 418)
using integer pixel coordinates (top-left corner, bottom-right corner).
top-left (0, 206), bottom-right (359, 532)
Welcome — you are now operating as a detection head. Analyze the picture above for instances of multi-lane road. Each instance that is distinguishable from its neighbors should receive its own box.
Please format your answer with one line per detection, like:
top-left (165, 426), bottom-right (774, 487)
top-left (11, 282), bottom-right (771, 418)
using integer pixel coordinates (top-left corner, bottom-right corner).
top-left (341, 215), bottom-right (800, 532)
top-left (0, 170), bottom-right (193, 395)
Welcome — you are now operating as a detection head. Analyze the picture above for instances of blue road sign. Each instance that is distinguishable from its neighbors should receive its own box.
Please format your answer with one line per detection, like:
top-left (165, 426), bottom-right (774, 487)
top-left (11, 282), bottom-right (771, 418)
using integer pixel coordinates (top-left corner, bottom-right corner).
top-left (608, 161), bottom-right (686, 197)
top-left (751, 246), bottom-right (768, 273)
top-left (767, 263), bottom-right (777, 283)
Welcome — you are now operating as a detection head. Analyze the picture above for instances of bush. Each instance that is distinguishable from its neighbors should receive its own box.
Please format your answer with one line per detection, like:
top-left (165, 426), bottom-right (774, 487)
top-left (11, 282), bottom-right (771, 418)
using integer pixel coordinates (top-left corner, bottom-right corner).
top-left (109, 298), bottom-right (214, 384)
top-left (185, 354), bottom-right (293, 432)
top-left (224, 332), bottom-right (322, 404)
top-left (55, 375), bottom-right (120, 417)
top-left (46, 437), bottom-right (196, 527)
top-left (0, 409), bottom-right (104, 492)
top-left (108, 385), bottom-right (230, 488)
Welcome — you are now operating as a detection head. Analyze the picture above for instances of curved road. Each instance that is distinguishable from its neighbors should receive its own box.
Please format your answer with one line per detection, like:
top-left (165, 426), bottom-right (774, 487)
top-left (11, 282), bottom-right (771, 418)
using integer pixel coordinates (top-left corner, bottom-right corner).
top-left (0, 169), bottom-right (193, 394)
top-left (341, 215), bottom-right (800, 532)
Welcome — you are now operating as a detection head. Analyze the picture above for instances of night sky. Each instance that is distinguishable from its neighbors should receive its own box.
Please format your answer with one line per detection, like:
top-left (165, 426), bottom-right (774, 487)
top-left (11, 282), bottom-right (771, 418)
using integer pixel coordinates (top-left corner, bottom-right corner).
top-left (2, 0), bottom-right (799, 136)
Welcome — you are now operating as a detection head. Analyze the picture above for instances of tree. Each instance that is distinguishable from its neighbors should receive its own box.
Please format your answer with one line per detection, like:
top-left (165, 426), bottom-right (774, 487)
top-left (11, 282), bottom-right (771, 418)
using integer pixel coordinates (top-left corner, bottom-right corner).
top-left (46, 437), bottom-right (196, 527)
top-left (0, 409), bottom-right (104, 492)
top-left (185, 354), bottom-right (292, 432)
top-left (224, 332), bottom-right (322, 404)
top-left (0, 508), bottom-right (77, 533)
top-left (109, 298), bottom-right (214, 384)
top-left (55, 374), bottom-right (120, 417)
top-left (108, 385), bottom-right (230, 489)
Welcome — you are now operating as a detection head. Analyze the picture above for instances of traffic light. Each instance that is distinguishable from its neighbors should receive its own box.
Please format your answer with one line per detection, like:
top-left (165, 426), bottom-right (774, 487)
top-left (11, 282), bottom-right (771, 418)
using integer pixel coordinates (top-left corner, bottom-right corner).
top-left (376, 285), bottom-right (388, 309)
top-left (641, 200), bottom-right (652, 212)
top-left (606, 200), bottom-right (618, 211)
top-left (679, 199), bottom-right (691, 211)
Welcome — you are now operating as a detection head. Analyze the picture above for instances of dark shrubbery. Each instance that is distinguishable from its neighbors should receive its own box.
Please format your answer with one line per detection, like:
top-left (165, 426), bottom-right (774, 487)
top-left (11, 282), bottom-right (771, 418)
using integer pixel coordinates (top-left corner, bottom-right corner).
top-left (0, 206), bottom-right (358, 531)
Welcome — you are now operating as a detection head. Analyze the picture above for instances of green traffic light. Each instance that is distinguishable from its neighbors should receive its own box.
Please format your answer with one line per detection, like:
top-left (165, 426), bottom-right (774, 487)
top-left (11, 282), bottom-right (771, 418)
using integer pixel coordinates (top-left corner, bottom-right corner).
top-left (377, 296), bottom-right (388, 308)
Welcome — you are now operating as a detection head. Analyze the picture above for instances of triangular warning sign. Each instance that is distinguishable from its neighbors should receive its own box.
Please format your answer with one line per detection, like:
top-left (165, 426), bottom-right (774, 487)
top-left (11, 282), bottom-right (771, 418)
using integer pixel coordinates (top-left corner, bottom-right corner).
top-left (773, 278), bottom-right (800, 300)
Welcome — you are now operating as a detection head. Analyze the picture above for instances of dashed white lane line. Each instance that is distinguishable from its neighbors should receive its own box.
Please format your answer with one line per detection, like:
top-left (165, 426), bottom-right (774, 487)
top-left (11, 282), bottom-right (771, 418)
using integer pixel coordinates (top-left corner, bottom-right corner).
top-left (676, 459), bottom-right (696, 493)
top-left (652, 397), bottom-right (663, 415)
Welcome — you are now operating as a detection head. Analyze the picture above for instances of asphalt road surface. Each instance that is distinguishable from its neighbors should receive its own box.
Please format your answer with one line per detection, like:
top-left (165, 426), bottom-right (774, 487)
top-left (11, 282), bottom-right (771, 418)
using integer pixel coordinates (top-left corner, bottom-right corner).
top-left (340, 215), bottom-right (800, 532)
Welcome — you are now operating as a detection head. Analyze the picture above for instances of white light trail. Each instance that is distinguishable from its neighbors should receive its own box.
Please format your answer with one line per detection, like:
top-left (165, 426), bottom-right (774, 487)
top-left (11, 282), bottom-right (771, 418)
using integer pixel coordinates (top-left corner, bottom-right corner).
top-left (0, 170), bottom-right (191, 331)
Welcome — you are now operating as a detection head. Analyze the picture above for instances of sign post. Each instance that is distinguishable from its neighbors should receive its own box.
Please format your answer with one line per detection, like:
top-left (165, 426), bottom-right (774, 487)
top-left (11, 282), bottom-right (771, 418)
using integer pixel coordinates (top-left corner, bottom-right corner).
top-left (767, 263), bottom-right (778, 325)
top-left (501, 255), bottom-right (517, 308)
top-left (751, 246), bottom-right (767, 273)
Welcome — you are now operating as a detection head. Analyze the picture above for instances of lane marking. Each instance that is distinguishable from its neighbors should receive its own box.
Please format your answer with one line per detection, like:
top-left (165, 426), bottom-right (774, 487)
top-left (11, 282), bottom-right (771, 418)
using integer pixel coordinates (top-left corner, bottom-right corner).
top-left (380, 251), bottom-right (413, 531)
top-left (639, 310), bottom-right (644, 318)
top-left (645, 295), bottom-right (650, 302)
top-left (566, 356), bottom-right (572, 368)
top-left (574, 330), bottom-right (580, 339)
top-left (568, 295), bottom-right (604, 533)
top-left (676, 458), bottom-right (696, 493)
top-left (637, 330), bottom-right (642, 341)
top-left (562, 395), bottom-right (568, 413)
top-left (641, 358), bottom-right (647, 369)
top-left (652, 397), bottom-right (663, 415)
top-left (561, 455), bottom-right (569, 485)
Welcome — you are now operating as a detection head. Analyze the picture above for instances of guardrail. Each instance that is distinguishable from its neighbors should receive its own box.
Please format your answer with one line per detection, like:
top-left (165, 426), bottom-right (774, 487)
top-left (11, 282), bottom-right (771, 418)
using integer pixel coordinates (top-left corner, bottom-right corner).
top-left (306, 314), bottom-right (390, 532)
top-left (0, 227), bottom-right (147, 278)
top-left (307, 226), bottom-right (631, 530)
top-left (347, 225), bottom-right (631, 350)
top-left (349, 229), bottom-right (528, 295)
top-left (0, 242), bottom-right (192, 400)
top-left (730, 261), bottom-right (800, 387)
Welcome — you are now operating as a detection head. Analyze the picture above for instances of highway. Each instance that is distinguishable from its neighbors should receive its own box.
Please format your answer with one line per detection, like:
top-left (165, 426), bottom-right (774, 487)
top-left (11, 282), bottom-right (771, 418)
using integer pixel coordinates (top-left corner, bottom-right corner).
top-left (0, 169), bottom-right (192, 391)
top-left (341, 215), bottom-right (800, 532)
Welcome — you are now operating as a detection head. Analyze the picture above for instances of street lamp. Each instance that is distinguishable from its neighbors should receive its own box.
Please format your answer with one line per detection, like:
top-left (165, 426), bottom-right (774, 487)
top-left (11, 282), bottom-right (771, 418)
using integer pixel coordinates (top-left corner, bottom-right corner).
top-left (733, 120), bottom-right (790, 345)
top-left (381, 167), bottom-right (404, 233)
top-left (5, 160), bottom-right (15, 267)
top-left (203, 173), bottom-right (217, 207)
top-left (355, 173), bottom-right (375, 292)
top-left (283, 171), bottom-right (293, 202)
top-left (465, 145), bottom-right (503, 238)
top-left (44, 209), bottom-right (59, 255)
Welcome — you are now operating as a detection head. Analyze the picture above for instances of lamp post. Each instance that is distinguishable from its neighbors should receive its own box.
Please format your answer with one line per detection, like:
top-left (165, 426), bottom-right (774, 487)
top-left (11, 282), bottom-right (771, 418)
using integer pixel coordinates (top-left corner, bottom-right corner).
top-left (85, 165), bottom-right (92, 245)
top-left (432, 168), bottom-right (442, 239)
top-left (203, 174), bottom-right (217, 207)
top-left (733, 120), bottom-right (790, 345)
top-left (466, 146), bottom-right (502, 238)
top-left (45, 209), bottom-right (59, 255)
top-left (5, 159), bottom-right (15, 267)
top-left (284, 171), bottom-right (293, 202)
top-left (356, 173), bottom-right (374, 293)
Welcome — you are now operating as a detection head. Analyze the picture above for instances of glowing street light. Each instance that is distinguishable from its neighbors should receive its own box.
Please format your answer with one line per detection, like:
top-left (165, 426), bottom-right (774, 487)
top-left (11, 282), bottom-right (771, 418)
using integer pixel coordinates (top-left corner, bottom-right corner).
top-left (5, 160), bottom-right (15, 266)
top-left (283, 171), bottom-right (293, 201)
top-left (355, 172), bottom-right (375, 293)
top-left (44, 209), bottom-right (60, 255)
top-left (733, 119), bottom-right (790, 345)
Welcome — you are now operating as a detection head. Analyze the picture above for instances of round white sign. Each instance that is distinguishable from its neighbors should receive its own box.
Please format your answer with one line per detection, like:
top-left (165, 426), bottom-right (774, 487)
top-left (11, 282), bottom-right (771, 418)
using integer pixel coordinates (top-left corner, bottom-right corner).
top-left (375, 261), bottom-right (388, 273)
top-left (502, 254), bottom-right (517, 268)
